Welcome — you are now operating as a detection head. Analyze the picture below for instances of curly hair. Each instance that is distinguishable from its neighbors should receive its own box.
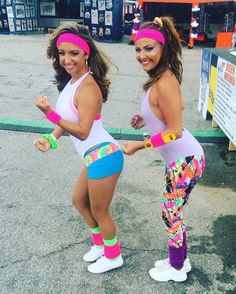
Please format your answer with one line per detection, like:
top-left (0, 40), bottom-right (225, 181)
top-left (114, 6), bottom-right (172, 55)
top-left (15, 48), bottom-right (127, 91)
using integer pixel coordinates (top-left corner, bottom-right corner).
top-left (139, 17), bottom-right (183, 91)
top-left (47, 22), bottom-right (111, 102)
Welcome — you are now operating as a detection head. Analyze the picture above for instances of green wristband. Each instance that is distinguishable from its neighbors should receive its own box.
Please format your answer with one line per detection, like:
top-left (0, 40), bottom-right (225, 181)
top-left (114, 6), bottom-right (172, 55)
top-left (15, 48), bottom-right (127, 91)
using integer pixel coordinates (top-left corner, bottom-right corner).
top-left (42, 133), bottom-right (58, 150)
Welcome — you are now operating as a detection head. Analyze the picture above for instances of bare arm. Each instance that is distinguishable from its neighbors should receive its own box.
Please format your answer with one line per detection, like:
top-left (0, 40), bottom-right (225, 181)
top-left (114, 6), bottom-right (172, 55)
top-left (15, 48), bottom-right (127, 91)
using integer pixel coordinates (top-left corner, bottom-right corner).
top-left (36, 82), bottom-right (102, 141)
top-left (57, 82), bottom-right (102, 140)
top-left (155, 74), bottom-right (183, 139)
top-left (122, 74), bottom-right (183, 156)
top-left (51, 125), bottom-right (65, 140)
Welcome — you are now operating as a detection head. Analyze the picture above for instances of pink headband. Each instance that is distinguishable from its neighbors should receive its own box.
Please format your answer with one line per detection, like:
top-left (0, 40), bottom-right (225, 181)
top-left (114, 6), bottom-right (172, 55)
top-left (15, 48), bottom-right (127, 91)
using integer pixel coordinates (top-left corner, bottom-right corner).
top-left (56, 33), bottom-right (90, 56)
top-left (134, 29), bottom-right (165, 45)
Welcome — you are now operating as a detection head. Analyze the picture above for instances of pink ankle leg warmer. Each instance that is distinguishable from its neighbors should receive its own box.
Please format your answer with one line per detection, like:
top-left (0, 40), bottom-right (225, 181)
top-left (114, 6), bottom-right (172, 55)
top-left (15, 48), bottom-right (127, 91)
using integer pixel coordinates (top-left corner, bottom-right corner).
top-left (104, 242), bottom-right (121, 259)
top-left (91, 232), bottom-right (104, 246)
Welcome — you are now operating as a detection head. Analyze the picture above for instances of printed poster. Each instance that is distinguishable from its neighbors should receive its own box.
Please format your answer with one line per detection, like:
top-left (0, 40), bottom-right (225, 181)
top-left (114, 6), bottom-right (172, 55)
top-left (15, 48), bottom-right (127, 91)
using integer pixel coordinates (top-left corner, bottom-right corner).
top-left (214, 57), bottom-right (236, 145)
top-left (98, 0), bottom-right (105, 11)
top-left (198, 50), bottom-right (211, 119)
top-left (105, 10), bottom-right (112, 26)
top-left (91, 9), bottom-right (98, 25)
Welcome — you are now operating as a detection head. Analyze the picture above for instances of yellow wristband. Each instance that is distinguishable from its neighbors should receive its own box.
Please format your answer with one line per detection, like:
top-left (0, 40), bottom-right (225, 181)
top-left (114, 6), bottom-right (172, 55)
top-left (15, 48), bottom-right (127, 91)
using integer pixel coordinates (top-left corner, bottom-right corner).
top-left (162, 133), bottom-right (176, 143)
top-left (144, 139), bottom-right (152, 149)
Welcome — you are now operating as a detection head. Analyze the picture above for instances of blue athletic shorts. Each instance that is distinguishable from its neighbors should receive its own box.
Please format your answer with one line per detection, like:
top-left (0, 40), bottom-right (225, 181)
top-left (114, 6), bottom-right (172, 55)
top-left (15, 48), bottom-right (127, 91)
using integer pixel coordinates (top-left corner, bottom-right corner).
top-left (84, 142), bottom-right (124, 179)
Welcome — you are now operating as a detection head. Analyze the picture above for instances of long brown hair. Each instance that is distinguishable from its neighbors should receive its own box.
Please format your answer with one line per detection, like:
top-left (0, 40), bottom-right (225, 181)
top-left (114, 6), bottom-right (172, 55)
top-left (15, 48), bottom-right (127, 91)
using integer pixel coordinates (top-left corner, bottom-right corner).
top-left (47, 22), bottom-right (111, 102)
top-left (139, 17), bottom-right (183, 91)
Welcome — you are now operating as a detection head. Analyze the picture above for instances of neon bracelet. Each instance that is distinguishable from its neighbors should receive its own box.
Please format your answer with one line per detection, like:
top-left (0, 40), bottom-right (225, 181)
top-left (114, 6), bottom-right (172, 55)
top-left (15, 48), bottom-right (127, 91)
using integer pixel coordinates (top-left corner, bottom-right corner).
top-left (42, 133), bottom-right (58, 149)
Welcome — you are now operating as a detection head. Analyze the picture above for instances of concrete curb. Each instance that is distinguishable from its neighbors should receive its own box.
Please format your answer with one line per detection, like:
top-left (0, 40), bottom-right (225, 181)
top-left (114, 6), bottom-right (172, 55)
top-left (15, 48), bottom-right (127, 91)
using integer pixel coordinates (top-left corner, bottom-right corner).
top-left (0, 118), bottom-right (228, 143)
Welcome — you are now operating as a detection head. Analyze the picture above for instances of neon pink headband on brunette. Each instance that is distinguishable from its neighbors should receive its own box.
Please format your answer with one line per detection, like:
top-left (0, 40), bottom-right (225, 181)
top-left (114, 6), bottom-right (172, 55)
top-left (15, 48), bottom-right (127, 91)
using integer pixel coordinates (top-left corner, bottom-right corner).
top-left (134, 29), bottom-right (165, 45)
top-left (56, 33), bottom-right (90, 56)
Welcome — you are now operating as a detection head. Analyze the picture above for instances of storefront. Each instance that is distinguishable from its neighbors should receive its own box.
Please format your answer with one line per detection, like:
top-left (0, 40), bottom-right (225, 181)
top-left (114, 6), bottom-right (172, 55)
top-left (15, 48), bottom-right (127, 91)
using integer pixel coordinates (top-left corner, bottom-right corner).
top-left (38, 0), bottom-right (84, 29)
top-left (1, 1), bottom-right (124, 42)
top-left (83, 0), bottom-right (123, 42)
top-left (0, 0), bottom-right (38, 34)
top-left (34, 0), bottom-right (124, 42)
top-left (137, 1), bottom-right (235, 46)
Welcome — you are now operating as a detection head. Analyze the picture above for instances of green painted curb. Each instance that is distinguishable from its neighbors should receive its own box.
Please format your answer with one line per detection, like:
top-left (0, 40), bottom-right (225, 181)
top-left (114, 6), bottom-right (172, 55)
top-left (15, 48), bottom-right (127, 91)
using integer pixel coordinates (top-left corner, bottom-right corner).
top-left (0, 118), bottom-right (228, 143)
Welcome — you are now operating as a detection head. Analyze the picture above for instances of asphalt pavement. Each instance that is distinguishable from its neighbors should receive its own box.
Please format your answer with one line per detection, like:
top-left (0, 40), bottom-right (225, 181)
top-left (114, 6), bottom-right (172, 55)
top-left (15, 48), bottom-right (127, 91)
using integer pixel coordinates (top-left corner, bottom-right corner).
top-left (0, 33), bottom-right (236, 294)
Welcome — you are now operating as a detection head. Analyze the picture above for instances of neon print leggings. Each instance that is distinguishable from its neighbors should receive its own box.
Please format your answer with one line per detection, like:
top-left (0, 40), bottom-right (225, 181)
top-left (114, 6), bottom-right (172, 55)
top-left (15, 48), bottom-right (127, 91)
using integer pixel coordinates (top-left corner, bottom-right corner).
top-left (162, 155), bottom-right (205, 248)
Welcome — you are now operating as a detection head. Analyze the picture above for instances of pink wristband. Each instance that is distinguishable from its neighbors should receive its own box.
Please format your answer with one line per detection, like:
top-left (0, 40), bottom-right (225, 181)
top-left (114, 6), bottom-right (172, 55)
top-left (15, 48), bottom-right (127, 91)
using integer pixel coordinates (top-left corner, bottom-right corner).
top-left (150, 133), bottom-right (166, 147)
top-left (46, 110), bottom-right (62, 124)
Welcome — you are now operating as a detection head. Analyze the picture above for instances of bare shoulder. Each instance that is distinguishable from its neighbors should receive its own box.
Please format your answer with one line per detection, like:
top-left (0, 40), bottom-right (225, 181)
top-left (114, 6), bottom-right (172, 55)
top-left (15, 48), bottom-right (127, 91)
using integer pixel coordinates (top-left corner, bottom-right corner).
top-left (75, 75), bottom-right (102, 105)
top-left (154, 70), bottom-right (180, 95)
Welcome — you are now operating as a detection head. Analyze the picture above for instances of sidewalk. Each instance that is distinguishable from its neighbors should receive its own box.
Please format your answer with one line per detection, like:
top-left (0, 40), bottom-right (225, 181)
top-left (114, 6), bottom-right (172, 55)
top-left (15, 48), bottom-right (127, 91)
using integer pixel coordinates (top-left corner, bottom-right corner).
top-left (0, 34), bottom-right (236, 294)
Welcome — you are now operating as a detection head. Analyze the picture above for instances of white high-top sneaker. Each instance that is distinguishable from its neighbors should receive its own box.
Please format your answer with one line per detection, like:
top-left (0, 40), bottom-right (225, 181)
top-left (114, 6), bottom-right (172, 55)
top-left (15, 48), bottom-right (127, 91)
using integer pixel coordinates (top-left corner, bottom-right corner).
top-left (83, 246), bottom-right (104, 262)
top-left (87, 255), bottom-right (123, 274)
top-left (149, 265), bottom-right (187, 282)
top-left (154, 257), bottom-right (191, 273)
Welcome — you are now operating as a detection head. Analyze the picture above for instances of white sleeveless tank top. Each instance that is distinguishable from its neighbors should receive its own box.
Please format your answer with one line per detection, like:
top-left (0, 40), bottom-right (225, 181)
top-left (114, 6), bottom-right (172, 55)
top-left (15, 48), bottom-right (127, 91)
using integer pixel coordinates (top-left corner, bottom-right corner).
top-left (56, 72), bottom-right (118, 158)
top-left (141, 89), bottom-right (204, 165)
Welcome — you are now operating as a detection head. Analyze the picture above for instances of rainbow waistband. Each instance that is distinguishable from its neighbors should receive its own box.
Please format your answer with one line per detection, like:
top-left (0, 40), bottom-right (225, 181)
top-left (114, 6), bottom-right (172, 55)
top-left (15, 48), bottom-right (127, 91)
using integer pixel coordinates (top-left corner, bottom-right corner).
top-left (84, 143), bottom-right (120, 167)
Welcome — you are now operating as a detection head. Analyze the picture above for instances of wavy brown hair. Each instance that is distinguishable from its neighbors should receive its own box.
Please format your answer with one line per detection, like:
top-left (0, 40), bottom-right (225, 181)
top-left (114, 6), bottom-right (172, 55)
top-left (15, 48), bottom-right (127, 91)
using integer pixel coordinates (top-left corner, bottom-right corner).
top-left (47, 22), bottom-right (111, 102)
top-left (139, 17), bottom-right (183, 91)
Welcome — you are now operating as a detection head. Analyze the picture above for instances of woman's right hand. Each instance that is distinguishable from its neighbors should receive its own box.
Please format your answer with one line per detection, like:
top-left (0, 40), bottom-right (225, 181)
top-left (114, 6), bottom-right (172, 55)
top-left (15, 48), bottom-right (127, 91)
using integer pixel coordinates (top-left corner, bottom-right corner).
top-left (130, 114), bottom-right (145, 129)
top-left (33, 137), bottom-right (51, 152)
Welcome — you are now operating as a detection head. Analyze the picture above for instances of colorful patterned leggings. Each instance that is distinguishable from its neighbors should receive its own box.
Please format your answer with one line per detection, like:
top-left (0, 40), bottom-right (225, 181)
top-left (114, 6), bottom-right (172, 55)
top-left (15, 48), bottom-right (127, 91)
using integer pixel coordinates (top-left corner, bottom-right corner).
top-left (162, 155), bottom-right (205, 248)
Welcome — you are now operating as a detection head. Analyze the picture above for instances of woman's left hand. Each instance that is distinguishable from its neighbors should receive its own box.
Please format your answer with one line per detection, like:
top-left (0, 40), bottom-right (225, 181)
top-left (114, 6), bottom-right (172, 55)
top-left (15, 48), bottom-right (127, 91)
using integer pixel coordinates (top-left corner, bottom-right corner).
top-left (122, 141), bottom-right (140, 156)
top-left (36, 95), bottom-right (52, 114)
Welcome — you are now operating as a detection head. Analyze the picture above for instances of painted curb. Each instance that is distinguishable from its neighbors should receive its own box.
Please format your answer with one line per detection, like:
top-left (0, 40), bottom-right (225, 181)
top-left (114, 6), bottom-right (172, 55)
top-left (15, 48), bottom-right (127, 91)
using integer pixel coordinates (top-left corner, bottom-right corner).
top-left (0, 118), bottom-right (228, 143)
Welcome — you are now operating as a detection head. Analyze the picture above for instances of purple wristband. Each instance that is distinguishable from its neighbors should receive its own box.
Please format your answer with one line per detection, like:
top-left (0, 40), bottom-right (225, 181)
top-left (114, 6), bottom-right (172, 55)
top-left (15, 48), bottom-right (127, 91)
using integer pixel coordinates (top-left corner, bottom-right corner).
top-left (46, 110), bottom-right (62, 124)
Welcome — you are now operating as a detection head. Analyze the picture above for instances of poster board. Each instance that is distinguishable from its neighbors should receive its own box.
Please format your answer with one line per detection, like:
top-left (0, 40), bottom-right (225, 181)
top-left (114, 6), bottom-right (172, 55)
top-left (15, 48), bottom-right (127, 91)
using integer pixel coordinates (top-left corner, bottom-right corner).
top-left (0, 0), bottom-right (10, 33)
top-left (213, 57), bottom-right (236, 145)
top-left (0, 0), bottom-right (38, 34)
top-left (199, 48), bottom-right (236, 146)
top-left (198, 49), bottom-right (211, 119)
top-left (84, 0), bottom-right (123, 42)
top-left (13, 0), bottom-right (38, 33)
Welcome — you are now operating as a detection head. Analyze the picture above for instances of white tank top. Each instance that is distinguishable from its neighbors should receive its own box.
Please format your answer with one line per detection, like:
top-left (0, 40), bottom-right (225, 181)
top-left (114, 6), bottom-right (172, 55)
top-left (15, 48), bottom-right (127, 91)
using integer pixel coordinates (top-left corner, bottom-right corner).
top-left (56, 72), bottom-right (118, 158)
top-left (141, 89), bottom-right (204, 165)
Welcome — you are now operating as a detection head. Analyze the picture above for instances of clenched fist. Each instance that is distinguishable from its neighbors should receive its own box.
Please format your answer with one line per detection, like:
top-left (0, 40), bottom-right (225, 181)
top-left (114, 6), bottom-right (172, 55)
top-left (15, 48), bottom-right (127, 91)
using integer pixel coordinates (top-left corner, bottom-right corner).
top-left (36, 95), bottom-right (51, 115)
top-left (130, 114), bottom-right (145, 129)
top-left (122, 141), bottom-right (140, 156)
top-left (34, 137), bottom-right (51, 152)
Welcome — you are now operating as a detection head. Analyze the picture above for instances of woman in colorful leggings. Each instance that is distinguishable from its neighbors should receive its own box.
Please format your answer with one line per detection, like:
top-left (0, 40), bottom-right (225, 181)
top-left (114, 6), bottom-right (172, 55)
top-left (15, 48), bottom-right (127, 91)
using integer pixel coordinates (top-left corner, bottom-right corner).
top-left (34, 23), bottom-right (124, 274)
top-left (122, 17), bottom-right (205, 282)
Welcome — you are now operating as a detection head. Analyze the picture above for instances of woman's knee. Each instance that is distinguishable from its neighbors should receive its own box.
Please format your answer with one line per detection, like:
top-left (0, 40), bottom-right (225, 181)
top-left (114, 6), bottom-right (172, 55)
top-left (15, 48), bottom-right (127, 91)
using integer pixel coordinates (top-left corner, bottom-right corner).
top-left (72, 194), bottom-right (88, 212)
top-left (91, 205), bottom-right (109, 222)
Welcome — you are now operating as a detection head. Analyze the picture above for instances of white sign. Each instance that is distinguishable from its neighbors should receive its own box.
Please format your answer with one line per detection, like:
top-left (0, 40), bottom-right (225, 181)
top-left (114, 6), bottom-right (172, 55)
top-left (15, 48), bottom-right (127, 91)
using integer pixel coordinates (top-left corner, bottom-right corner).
top-left (198, 50), bottom-right (211, 119)
top-left (6, 6), bottom-right (15, 33)
top-left (214, 57), bottom-right (236, 145)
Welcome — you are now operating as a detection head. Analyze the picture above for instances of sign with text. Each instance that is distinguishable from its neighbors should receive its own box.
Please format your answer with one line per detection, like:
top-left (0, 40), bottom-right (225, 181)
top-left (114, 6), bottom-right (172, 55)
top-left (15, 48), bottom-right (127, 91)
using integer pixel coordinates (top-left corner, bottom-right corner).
top-left (198, 50), bottom-right (211, 119)
top-left (214, 57), bottom-right (236, 145)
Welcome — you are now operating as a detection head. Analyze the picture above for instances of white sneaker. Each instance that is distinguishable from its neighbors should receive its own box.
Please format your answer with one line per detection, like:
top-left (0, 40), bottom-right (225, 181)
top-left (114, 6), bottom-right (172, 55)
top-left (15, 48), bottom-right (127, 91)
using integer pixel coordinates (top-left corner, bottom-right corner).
top-left (154, 257), bottom-right (191, 273)
top-left (83, 246), bottom-right (104, 262)
top-left (149, 265), bottom-right (187, 282)
top-left (87, 255), bottom-right (123, 274)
